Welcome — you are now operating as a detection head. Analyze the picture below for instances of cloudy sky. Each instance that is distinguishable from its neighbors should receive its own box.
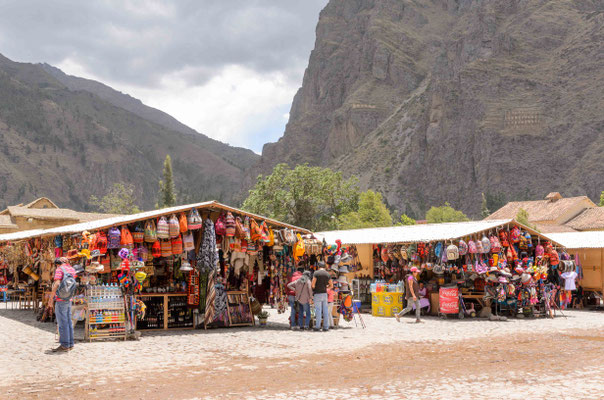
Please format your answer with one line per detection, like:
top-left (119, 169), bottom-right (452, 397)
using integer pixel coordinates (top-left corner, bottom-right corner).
top-left (0, 0), bottom-right (327, 152)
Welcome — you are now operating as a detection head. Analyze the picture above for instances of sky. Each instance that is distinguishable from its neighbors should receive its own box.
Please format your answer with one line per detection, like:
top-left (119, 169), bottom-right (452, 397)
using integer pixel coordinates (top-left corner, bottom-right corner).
top-left (0, 0), bottom-right (328, 153)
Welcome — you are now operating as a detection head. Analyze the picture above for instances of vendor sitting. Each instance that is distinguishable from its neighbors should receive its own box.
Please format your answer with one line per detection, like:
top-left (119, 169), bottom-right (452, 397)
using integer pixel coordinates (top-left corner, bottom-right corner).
top-left (412, 282), bottom-right (431, 314)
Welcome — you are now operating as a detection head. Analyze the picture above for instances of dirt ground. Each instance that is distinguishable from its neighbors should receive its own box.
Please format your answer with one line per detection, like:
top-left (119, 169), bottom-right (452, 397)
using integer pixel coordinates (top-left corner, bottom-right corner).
top-left (1, 307), bottom-right (603, 400)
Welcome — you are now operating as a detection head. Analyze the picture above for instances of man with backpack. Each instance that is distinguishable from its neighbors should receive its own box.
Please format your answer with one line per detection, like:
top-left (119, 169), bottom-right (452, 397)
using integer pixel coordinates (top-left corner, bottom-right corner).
top-left (48, 257), bottom-right (78, 352)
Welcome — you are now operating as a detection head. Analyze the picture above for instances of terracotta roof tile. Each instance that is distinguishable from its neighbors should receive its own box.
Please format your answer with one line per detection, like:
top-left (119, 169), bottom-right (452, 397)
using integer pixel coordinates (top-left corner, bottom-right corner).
top-left (485, 196), bottom-right (595, 222)
top-left (565, 207), bottom-right (604, 231)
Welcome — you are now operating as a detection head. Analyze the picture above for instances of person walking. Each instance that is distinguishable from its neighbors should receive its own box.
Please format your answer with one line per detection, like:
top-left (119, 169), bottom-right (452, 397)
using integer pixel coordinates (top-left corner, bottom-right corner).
top-left (312, 261), bottom-right (332, 332)
top-left (395, 266), bottom-right (422, 323)
top-left (286, 268), bottom-right (303, 329)
top-left (287, 270), bottom-right (313, 330)
top-left (48, 257), bottom-right (78, 352)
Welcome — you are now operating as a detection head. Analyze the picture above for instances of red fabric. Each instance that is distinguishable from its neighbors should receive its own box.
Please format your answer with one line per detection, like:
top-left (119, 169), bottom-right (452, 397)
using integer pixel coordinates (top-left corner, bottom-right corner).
top-left (286, 271), bottom-right (302, 296)
top-left (54, 264), bottom-right (76, 281)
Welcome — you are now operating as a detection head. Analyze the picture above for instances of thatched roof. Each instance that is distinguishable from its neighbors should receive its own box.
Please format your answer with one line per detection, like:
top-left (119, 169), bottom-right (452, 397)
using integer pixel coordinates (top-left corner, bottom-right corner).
top-left (6, 206), bottom-right (119, 222)
top-left (485, 195), bottom-right (595, 223)
top-left (565, 207), bottom-right (604, 231)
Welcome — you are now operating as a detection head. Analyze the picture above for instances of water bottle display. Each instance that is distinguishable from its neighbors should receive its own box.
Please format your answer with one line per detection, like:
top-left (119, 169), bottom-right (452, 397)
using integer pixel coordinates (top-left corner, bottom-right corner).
top-left (86, 285), bottom-right (127, 341)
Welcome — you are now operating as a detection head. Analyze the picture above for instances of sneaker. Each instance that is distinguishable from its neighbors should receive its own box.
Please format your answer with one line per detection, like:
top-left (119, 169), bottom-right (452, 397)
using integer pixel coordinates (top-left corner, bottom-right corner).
top-left (313, 328), bottom-right (321, 332)
top-left (322, 328), bottom-right (329, 332)
top-left (395, 314), bottom-right (400, 323)
top-left (50, 346), bottom-right (69, 353)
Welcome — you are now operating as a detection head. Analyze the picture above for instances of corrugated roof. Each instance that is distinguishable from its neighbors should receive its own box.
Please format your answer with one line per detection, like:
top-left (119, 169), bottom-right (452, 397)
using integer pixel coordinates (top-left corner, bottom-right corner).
top-left (547, 231), bottom-right (604, 249)
top-left (485, 196), bottom-right (595, 222)
top-left (0, 201), bottom-right (310, 243)
top-left (564, 207), bottom-right (604, 231)
top-left (317, 219), bottom-right (562, 246)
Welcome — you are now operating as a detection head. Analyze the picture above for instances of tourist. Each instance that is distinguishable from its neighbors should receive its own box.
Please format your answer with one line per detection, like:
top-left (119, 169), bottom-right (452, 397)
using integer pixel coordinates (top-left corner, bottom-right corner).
top-left (395, 266), bottom-right (422, 323)
top-left (312, 261), bottom-right (332, 332)
top-left (287, 270), bottom-right (313, 330)
top-left (286, 268), bottom-right (303, 329)
top-left (48, 257), bottom-right (77, 352)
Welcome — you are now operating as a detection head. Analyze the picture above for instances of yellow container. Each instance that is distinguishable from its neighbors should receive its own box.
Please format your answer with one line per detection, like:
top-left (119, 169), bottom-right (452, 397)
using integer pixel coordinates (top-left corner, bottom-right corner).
top-left (371, 292), bottom-right (404, 317)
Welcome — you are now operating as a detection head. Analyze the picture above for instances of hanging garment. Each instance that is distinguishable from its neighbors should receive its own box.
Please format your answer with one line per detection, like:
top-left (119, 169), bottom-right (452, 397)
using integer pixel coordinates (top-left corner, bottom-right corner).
top-left (197, 218), bottom-right (218, 274)
top-left (560, 271), bottom-right (578, 291)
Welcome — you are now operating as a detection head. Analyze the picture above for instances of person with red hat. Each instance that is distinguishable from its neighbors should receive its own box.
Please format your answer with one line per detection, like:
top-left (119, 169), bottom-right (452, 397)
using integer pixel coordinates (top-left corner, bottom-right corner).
top-left (395, 266), bottom-right (422, 323)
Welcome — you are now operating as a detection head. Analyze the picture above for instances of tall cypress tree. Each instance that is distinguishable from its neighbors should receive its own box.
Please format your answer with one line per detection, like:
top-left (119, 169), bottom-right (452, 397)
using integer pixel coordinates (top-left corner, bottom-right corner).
top-left (157, 154), bottom-right (176, 208)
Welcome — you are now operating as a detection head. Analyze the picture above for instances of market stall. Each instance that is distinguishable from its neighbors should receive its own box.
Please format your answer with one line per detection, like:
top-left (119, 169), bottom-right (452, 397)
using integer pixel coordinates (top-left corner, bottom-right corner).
top-left (319, 219), bottom-right (570, 319)
top-left (0, 201), bottom-right (310, 337)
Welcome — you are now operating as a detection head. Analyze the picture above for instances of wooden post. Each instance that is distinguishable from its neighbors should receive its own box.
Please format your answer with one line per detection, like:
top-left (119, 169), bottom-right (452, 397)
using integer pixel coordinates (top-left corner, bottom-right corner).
top-left (601, 249), bottom-right (604, 299)
top-left (163, 294), bottom-right (168, 330)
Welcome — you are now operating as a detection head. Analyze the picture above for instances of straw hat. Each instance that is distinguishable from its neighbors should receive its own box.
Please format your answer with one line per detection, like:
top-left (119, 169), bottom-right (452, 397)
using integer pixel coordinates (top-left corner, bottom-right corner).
top-left (66, 249), bottom-right (80, 260)
top-left (521, 273), bottom-right (532, 284)
top-left (337, 275), bottom-right (348, 283)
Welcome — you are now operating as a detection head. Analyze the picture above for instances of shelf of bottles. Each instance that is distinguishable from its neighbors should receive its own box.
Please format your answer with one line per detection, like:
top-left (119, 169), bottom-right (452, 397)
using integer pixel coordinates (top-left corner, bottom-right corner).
top-left (86, 285), bottom-right (127, 341)
top-left (168, 296), bottom-right (193, 329)
top-left (136, 295), bottom-right (165, 330)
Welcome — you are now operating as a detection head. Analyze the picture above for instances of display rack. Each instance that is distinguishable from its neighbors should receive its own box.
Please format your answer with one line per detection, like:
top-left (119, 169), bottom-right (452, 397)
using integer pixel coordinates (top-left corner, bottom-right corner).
top-left (136, 293), bottom-right (192, 330)
top-left (226, 291), bottom-right (254, 327)
top-left (86, 285), bottom-right (127, 341)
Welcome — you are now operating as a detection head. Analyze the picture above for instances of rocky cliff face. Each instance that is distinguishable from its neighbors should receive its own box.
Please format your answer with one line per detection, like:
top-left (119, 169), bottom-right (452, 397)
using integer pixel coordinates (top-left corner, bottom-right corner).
top-left (0, 54), bottom-right (258, 211)
top-left (257, 0), bottom-right (604, 218)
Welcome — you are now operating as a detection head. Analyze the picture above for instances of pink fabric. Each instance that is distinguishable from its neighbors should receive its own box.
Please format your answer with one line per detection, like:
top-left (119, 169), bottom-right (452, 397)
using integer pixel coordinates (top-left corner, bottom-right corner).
top-left (54, 264), bottom-right (75, 281)
top-left (327, 288), bottom-right (335, 303)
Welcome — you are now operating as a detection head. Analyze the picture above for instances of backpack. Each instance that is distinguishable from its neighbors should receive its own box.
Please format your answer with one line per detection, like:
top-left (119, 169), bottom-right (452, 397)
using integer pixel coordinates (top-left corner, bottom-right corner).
top-left (160, 239), bottom-right (172, 258)
top-left (243, 217), bottom-right (252, 240)
top-left (107, 227), bottom-right (121, 249)
top-left (157, 217), bottom-right (170, 239)
top-left (468, 240), bottom-right (477, 254)
top-left (96, 231), bottom-right (108, 255)
top-left (168, 215), bottom-right (180, 239)
top-left (151, 241), bottom-right (161, 258)
top-left (481, 236), bottom-right (491, 253)
top-left (132, 223), bottom-right (144, 244)
top-left (535, 244), bottom-right (544, 257)
top-left (250, 219), bottom-right (262, 242)
top-left (446, 244), bottom-right (459, 260)
top-left (187, 209), bottom-right (202, 230)
top-left (120, 226), bottom-right (134, 250)
top-left (235, 217), bottom-right (245, 239)
top-left (510, 227), bottom-right (521, 243)
top-left (215, 214), bottom-right (227, 236)
top-left (458, 240), bottom-right (468, 256)
top-left (225, 212), bottom-right (236, 237)
top-left (475, 238), bottom-right (484, 254)
top-left (434, 242), bottom-right (443, 259)
top-left (183, 232), bottom-right (195, 251)
top-left (489, 235), bottom-right (501, 253)
top-left (171, 235), bottom-right (183, 255)
top-left (259, 221), bottom-right (270, 243)
top-left (56, 266), bottom-right (77, 300)
top-left (144, 220), bottom-right (157, 243)
top-left (179, 213), bottom-right (188, 233)
top-left (519, 234), bottom-right (529, 250)
top-left (294, 234), bottom-right (305, 260)
top-left (499, 231), bottom-right (510, 247)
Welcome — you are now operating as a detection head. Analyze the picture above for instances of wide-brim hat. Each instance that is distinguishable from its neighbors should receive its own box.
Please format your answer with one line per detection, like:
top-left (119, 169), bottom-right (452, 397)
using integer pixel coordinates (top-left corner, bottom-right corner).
top-left (317, 261), bottom-right (326, 268)
top-left (488, 266), bottom-right (498, 273)
top-left (337, 276), bottom-right (348, 283)
top-left (73, 264), bottom-right (84, 275)
top-left (498, 276), bottom-right (508, 283)
top-left (78, 249), bottom-right (91, 260)
top-left (511, 274), bottom-right (521, 281)
top-left (487, 274), bottom-right (498, 282)
top-left (180, 261), bottom-right (193, 272)
top-left (90, 249), bottom-right (101, 259)
top-left (330, 264), bottom-right (339, 272)
top-left (500, 268), bottom-right (512, 277)
top-left (85, 262), bottom-right (104, 273)
top-left (521, 273), bottom-right (532, 283)
top-left (338, 265), bottom-right (349, 273)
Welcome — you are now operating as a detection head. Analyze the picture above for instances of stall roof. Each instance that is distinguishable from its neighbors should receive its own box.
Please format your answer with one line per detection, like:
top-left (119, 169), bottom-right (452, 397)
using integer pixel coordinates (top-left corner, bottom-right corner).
top-left (547, 231), bottom-right (604, 249)
top-left (317, 219), bottom-right (561, 246)
top-left (0, 201), bottom-right (310, 243)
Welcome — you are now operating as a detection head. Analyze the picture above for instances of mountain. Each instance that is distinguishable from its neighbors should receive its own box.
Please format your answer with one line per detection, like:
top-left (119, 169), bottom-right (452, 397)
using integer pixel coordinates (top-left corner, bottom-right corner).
top-left (256, 0), bottom-right (604, 218)
top-left (0, 53), bottom-right (258, 211)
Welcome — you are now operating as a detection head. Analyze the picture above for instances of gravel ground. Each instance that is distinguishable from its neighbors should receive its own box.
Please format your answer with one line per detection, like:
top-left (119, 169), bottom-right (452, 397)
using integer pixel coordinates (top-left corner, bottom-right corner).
top-left (0, 305), bottom-right (603, 399)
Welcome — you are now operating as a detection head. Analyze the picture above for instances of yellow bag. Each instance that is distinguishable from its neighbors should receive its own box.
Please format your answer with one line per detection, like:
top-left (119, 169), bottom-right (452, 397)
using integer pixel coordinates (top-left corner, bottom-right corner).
top-left (294, 234), bottom-right (305, 261)
top-left (268, 228), bottom-right (275, 247)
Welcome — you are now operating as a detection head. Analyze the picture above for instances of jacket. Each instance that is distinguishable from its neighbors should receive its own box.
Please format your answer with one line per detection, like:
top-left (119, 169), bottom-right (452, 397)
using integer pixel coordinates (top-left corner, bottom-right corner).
top-left (286, 271), bottom-right (302, 296)
top-left (287, 276), bottom-right (313, 304)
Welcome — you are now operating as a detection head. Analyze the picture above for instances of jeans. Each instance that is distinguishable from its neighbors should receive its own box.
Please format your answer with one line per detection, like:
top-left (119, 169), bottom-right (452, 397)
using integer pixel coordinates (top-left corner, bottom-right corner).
top-left (297, 302), bottom-right (311, 328)
top-left (288, 295), bottom-right (296, 327)
top-left (55, 300), bottom-right (74, 348)
top-left (397, 298), bottom-right (421, 320)
top-left (314, 293), bottom-right (329, 330)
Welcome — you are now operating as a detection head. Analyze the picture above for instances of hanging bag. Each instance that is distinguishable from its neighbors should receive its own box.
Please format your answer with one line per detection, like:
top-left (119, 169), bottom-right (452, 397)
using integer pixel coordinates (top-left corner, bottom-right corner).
top-left (168, 215), bottom-right (180, 239)
top-left (144, 220), bottom-right (157, 243)
top-left (250, 219), bottom-right (262, 242)
top-left (157, 216), bottom-right (170, 239)
top-left (215, 213), bottom-right (227, 236)
top-left (120, 226), bottom-right (134, 250)
top-left (132, 223), bottom-right (144, 244)
top-left (107, 227), bottom-right (121, 249)
top-left (183, 232), bottom-right (195, 251)
top-left (179, 213), bottom-right (188, 233)
top-left (235, 217), bottom-right (245, 239)
top-left (225, 212), bottom-right (236, 237)
top-left (171, 235), bottom-right (183, 255)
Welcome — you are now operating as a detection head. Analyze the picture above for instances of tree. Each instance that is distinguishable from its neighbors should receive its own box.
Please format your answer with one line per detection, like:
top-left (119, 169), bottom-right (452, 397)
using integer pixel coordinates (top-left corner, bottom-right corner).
top-left (243, 163), bottom-right (359, 231)
top-left (400, 214), bottom-right (416, 225)
top-left (426, 202), bottom-right (469, 223)
top-left (338, 190), bottom-right (393, 229)
top-left (157, 154), bottom-right (176, 208)
top-left (599, 191), bottom-right (604, 207)
top-left (89, 183), bottom-right (141, 214)
top-left (481, 192), bottom-right (490, 218)
top-left (515, 208), bottom-right (539, 231)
